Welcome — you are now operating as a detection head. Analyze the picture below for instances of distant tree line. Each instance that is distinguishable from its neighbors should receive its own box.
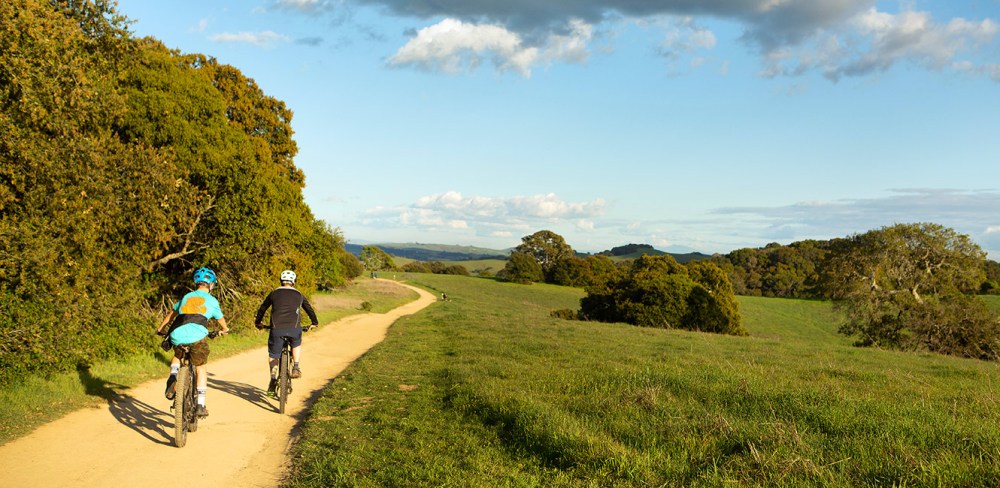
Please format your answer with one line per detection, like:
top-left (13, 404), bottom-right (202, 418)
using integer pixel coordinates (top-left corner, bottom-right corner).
top-left (505, 226), bottom-right (1000, 361)
top-left (502, 231), bottom-right (745, 336)
top-left (711, 235), bottom-right (999, 300)
top-left (0, 1), bottom-right (361, 385)
top-left (401, 261), bottom-right (471, 276)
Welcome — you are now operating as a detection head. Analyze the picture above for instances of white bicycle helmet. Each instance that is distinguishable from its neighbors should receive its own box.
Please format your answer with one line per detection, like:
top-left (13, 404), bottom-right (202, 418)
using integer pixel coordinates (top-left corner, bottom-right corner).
top-left (280, 269), bottom-right (297, 284)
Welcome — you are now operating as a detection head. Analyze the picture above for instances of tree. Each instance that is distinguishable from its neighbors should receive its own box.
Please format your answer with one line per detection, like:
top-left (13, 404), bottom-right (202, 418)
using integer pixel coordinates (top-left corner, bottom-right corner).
top-left (360, 246), bottom-right (395, 271)
top-left (548, 256), bottom-right (592, 287)
top-left (824, 223), bottom-right (997, 357)
top-left (0, 0), bottom-right (350, 384)
top-left (514, 230), bottom-right (574, 275)
top-left (501, 252), bottom-right (543, 284)
top-left (579, 255), bottom-right (745, 335)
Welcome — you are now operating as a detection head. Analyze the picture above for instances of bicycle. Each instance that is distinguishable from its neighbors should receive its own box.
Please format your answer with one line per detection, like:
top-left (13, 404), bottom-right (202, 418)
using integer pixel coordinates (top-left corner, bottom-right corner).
top-left (266, 325), bottom-right (314, 414)
top-left (171, 330), bottom-right (218, 448)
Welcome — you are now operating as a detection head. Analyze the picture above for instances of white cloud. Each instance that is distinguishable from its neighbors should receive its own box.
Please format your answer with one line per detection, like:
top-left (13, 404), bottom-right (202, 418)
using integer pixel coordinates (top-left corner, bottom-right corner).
top-left (761, 8), bottom-right (1000, 81)
top-left (388, 19), bottom-right (538, 75)
top-left (987, 226), bottom-right (1000, 234)
top-left (209, 31), bottom-right (290, 47)
top-left (388, 18), bottom-right (597, 76)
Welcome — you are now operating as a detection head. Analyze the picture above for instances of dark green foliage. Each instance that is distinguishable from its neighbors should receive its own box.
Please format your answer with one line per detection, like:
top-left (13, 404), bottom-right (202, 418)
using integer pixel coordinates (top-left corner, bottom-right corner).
top-left (402, 261), bottom-right (433, 273)
top-left (549, 308), bottom-right (580, 320)
top-left (0, 0), bottom-right (349, 384)
top-left (546, 256), bottom-right (592, 287)
top-left (713, 240), bottom-right (830, 298)
top-left (442, 264), bottom-right (470, 276)
top-left (500, 252), bottom-right (544, 284)
top-left (828, 223), bottom-right (998, 359)
top-left (579, 255), bottom-right (745, 335)
top-left (403, 261), bottom-right (470, 276)
top-left (983, 259), bottom-right (1000, 294)
top-left (600, 243), bottom-right (663, 257)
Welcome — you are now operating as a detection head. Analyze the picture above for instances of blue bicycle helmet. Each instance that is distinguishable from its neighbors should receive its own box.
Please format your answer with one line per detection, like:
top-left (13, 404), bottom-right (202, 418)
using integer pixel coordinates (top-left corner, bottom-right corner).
top-left (193, 267), bottom-right (217, 286)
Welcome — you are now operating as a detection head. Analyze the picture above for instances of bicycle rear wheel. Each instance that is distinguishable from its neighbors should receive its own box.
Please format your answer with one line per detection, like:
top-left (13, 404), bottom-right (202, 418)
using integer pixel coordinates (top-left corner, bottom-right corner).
top-left (278, 346), bottom-right (290, 414)
top-left (173, 366), bottom-right (190, 447)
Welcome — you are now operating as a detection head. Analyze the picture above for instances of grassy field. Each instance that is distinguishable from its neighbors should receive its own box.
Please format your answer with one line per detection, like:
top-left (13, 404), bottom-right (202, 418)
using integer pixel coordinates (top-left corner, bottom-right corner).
top-left (290, 275), bottom-right (1000, 487)
top-left (0, 278), bottom-right (417, 445)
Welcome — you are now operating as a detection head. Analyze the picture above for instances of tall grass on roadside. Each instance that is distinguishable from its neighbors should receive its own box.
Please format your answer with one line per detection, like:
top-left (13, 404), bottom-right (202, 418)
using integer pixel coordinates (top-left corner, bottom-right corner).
top-left (291, 275), bottom-right (1000, 487)
top-left (0, 278), bottom-right (416, 446)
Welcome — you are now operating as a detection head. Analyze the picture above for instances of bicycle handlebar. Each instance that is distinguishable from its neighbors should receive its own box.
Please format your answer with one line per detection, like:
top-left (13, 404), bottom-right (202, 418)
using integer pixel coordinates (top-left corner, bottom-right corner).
top-left (256, 324), bottom-right (317, 331)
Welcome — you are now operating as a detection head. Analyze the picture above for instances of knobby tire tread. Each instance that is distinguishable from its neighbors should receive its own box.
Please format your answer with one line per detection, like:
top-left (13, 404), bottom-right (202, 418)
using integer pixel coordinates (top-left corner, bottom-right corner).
top-left (278, 347), bottom-right (290, 414)
top-left (173, 366), bottom-right (190, 447)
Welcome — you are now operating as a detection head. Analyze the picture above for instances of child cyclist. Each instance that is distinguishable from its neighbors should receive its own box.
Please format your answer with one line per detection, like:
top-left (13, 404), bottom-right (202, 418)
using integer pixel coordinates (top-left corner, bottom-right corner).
top-left (254, 270), bottom-right (319, 397)
top-left (156, 267), bottom-right (229, 418)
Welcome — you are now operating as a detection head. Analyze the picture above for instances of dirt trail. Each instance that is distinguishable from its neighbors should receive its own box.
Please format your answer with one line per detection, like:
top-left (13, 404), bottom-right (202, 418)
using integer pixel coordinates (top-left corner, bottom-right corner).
top-left (0, 283), bottom-right (436, 488)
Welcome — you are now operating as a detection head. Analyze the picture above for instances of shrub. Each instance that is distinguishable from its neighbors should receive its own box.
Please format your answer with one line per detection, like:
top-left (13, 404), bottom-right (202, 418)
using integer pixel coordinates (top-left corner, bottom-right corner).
top-left (550, 309), bottom-right (580, 321)
top-left (579, 256), bottom-right (745, 335)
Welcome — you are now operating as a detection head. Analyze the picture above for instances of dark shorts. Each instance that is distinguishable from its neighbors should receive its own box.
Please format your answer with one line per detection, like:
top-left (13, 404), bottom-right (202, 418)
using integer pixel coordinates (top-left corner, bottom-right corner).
top-left (173, 338), bottom-right (210, 366)
top-left (268, 327), bottom-right (302, 359)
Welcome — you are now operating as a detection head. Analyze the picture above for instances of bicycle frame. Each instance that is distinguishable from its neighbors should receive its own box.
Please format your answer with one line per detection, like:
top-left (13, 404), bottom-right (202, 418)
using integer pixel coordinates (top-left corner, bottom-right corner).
top-left (172, 331), bottom-right (217, 448)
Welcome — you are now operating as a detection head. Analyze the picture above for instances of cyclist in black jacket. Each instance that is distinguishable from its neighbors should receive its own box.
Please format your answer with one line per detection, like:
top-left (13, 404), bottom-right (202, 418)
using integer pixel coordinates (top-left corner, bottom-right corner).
top-left (254, 270), bottom-right (319, 397)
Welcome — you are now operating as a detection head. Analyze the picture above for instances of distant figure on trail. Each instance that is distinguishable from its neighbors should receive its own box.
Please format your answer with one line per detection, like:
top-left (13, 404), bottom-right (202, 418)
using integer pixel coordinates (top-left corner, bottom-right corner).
top-left (441, 292), bottom-right (448, 301)
top-left (156, 267), bottom-right (229, 419)
top-left (254, 270), bottom-right (319, 398)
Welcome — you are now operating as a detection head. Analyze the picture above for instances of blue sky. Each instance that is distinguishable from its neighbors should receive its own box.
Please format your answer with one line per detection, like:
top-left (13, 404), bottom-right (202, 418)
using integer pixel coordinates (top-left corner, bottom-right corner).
top-left (115, 0), bottom-right (1000, 257)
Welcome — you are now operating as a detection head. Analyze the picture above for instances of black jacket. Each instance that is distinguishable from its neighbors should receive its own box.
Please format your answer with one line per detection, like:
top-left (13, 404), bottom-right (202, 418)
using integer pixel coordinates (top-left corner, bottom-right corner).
top-left (255, 287), bottom-right (318, 329)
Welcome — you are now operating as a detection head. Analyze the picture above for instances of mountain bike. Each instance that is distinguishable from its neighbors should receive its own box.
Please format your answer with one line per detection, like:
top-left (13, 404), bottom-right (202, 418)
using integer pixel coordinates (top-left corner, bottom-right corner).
top-left (270, 325), bottom-right (314, 414)
top-left (172, 331), bottom-right (218, 448)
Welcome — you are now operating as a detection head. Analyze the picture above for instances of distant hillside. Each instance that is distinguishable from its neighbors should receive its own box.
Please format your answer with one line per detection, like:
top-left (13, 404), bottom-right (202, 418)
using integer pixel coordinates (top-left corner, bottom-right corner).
top-left (596, 243), bottom-right (711, 264)
top-left (346, 243), bottom-right (509, 262)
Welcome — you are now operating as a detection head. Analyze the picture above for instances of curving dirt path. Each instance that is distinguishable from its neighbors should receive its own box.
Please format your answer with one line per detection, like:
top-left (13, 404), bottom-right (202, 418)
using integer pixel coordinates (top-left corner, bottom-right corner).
top-left (0, 283), bottom-right (436, 488)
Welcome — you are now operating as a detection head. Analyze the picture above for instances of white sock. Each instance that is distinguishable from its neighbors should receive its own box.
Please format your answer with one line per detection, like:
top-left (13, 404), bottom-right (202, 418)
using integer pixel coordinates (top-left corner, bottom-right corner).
top-left (197, 387), bottom-right (207, 406)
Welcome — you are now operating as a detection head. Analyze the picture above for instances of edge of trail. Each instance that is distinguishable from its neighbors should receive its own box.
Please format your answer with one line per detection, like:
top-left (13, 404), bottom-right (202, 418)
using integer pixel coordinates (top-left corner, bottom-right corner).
top-left (0, 281), bottom-right (438, 488)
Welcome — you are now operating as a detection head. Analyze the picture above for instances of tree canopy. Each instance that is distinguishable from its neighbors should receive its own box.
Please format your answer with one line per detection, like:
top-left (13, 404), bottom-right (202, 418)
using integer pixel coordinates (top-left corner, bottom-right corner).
top-left (0, 0), bottom-right (353, 384)
top-left (580, 255), bottom-right (746, 336)
top-left (822, 223), bottom-right (998, 358)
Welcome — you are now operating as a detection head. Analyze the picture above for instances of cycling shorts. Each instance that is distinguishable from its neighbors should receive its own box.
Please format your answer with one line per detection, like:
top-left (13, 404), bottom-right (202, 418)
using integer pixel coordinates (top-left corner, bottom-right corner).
top-left (173, 338), bottom-right (210, 366)
top-left (268, 327), bottom-right (302, 360)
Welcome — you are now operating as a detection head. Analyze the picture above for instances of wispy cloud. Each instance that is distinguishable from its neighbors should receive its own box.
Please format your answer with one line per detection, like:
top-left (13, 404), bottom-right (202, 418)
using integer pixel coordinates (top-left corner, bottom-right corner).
top-left (209, 31), bottom-right (290, 47)
top-left (711, 188), bottom-right (1000, 255)
top-left (363, 191), bottom-right (606, 237)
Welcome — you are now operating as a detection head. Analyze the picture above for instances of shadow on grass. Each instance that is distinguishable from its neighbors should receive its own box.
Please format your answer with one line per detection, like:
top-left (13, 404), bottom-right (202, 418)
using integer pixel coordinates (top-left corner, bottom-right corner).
top-left (77, 364), bottom-right (173, 446)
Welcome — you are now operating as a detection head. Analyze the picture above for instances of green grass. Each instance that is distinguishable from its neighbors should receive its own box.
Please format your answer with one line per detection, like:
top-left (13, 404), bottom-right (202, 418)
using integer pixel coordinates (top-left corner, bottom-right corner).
top-left (290, 275), bottom-right (1000, 487)
top-left (438, 258), bottom-right (507, 274)
top-left (0, 278), bottom-right (418, 445)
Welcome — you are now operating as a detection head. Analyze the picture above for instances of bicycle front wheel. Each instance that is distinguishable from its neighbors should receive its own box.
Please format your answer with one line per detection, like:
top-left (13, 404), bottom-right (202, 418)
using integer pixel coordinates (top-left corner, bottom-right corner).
top-left (173, 366), bottom-right (191, 447)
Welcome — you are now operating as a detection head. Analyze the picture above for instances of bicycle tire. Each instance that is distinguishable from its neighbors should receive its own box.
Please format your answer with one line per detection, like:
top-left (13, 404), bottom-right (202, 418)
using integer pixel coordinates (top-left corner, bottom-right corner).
top-left (278, 346), bottom-right (290, 414)
top-left (173, 365), bottom-right (190, 447)
top-left (186, 365), bottom-right (198, 432)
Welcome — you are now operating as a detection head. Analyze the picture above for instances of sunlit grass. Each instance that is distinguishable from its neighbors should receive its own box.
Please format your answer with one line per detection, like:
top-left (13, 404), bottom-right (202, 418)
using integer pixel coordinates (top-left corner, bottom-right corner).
top-left (291, 275), bottom-right (1000, 487)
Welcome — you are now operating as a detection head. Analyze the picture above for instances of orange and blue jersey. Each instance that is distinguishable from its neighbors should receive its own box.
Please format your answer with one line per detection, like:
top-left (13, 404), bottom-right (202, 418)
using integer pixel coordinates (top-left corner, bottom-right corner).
top-left (169, 290), bottom-right (224, 345)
